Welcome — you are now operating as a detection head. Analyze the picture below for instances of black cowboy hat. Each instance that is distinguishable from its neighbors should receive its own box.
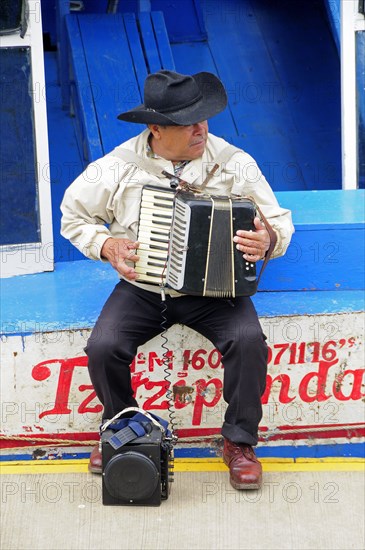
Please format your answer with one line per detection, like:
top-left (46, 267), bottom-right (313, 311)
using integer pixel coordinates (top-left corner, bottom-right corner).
top-left (117, 70), bottom-right (227, 125)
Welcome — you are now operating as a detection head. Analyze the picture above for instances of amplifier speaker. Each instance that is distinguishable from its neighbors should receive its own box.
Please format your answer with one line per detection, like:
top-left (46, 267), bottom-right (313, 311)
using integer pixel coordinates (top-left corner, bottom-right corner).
top-left (101, 424), bottom-right (173, 506)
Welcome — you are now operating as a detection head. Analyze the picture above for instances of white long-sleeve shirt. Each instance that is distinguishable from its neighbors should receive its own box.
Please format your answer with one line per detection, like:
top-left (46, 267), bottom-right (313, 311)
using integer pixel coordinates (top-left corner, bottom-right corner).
top-left (61, 129), bottom-right (294, 292)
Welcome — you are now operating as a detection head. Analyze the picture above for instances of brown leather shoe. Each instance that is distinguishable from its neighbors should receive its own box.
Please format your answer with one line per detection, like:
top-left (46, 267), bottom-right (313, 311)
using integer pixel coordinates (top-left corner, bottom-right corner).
top-left (223, 438), bottom-right (262, 490)
top-left (88, 443), bottom-right (102, 474)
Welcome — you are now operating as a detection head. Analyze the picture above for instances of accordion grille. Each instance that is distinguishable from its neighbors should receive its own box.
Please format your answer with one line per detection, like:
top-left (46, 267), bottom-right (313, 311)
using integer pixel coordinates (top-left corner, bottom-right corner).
top-left (166, 201), bottom-right (190, 289)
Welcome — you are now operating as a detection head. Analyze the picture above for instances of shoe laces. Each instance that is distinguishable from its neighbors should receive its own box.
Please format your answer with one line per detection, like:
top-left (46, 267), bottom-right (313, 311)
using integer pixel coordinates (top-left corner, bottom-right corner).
top-left (229, 442), bottom-right (257, 462)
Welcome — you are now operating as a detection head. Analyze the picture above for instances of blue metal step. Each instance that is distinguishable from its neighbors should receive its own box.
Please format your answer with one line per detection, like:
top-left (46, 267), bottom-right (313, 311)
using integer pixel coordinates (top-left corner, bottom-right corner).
top-left (65, 11), bottom-right (175, 164)
top-left (174, 0), bottom-right (342, 191)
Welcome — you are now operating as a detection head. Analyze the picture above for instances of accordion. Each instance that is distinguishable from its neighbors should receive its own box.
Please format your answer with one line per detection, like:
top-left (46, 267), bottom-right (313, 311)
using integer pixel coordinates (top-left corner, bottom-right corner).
top-left (135, 185), bottom-right (258, 297)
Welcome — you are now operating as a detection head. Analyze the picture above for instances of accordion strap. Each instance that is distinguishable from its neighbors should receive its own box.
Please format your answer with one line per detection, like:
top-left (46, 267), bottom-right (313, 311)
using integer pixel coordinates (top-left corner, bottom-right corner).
top-left (109, 146), bottom-right (170, 178)
top-left (109, 144), bottom-right (242, 186)
top-left (252, 201), bottom-right (278, 284)
top-left (201, 144), bottom-right (240, 190)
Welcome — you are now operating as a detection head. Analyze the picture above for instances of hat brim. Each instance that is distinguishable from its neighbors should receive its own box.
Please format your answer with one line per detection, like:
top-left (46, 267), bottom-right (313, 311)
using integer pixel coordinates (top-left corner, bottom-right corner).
top-left (117, 72), bottom-right (227, 125)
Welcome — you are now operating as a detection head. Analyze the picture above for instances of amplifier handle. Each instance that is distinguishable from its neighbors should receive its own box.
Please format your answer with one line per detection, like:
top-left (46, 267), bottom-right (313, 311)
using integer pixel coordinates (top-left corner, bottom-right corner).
top-left (100, 407), bottom-right (166, 433)
top-left (253, 202), bottom-right (278, 285)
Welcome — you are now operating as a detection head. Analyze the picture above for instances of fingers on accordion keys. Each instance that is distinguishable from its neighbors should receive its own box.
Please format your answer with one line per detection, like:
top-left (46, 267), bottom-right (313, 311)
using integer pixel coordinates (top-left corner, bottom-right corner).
top-left (126, 250), bottom-right (136, 260)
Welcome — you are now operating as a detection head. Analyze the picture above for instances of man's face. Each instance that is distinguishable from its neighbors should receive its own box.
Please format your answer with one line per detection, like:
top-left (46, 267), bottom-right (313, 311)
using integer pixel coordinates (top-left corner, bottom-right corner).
top-left (149, 121), bottom-right (209, 162)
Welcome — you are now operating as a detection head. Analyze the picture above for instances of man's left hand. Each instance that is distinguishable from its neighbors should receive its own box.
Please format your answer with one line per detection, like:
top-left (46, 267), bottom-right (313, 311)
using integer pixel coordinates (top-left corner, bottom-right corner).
top-left (233, 217), bottom-right (270, 263)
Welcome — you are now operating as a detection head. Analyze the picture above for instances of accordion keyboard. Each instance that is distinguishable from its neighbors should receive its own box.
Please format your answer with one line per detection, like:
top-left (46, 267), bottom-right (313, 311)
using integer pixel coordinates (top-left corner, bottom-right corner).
top-left (135, 186), bottom-right (175, 284)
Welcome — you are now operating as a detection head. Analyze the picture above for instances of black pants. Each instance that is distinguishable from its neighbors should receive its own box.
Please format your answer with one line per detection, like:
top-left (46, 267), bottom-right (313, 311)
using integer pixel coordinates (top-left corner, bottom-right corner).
top-left (85, 280), bottom-right (268, 446)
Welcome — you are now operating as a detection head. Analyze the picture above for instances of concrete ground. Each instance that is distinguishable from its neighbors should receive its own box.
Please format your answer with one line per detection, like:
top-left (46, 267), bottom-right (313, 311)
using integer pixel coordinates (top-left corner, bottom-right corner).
top-left (1, 469), bottom-right (364, 550)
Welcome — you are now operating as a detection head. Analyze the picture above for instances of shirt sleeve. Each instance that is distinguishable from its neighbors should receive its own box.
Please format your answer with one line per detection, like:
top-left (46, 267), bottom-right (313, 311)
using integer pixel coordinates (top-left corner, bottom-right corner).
top-left (228, 151), bottom-right (295, 258)
top-left (60, 157), bottom-right (120, 260)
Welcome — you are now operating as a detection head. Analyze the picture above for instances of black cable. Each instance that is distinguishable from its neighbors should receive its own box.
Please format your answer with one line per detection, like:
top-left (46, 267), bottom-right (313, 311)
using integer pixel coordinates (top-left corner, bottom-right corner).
top-left (159, 285), bottom-right (178, 446)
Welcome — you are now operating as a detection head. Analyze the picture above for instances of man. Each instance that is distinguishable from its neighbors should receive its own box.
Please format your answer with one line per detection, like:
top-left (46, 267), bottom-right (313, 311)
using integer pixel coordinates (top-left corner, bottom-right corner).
top-left (61, 70), bottom-right (294, 490)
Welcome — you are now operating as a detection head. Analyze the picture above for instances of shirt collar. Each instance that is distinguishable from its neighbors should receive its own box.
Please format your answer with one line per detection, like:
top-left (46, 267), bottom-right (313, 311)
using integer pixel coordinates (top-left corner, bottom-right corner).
top-left (146, 133), bottom-right (190, 177)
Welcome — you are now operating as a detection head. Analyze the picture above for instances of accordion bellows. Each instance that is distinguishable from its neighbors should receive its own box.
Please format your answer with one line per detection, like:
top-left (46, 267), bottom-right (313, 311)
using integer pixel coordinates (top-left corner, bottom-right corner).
top-left (136, 185), bottom-right (258, 297)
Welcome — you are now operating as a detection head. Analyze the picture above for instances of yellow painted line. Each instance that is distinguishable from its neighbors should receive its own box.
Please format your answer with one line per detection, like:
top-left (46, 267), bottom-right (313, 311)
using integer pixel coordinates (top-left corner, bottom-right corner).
top-left (295, 457), bottom-right (365, 463)
top-left (174, 462), bottom-right (365, 472)
top-left (0, 458), bottom-right (364, 475)
top-left (0, 460), bottom-right (89, 475)
top-left (175, 457), bottom-right (365, 464)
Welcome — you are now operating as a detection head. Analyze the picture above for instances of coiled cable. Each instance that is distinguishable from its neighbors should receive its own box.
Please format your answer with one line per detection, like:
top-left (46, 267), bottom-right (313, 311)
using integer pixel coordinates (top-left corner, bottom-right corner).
top-left (160, 285), bottom-right (178, 445)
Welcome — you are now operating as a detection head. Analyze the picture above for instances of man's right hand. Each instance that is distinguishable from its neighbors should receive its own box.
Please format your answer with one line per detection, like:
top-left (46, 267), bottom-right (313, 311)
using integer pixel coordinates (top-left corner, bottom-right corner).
top-left (101, 238), bottom-right (140, 280)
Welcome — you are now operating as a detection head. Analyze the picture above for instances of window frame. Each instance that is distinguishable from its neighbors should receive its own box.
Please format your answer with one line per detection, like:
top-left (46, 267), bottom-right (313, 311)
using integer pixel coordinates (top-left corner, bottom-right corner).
top-left (341, 0), bottom-right (365, 189)
top-left (0, 0), bottom-right (53, 278)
